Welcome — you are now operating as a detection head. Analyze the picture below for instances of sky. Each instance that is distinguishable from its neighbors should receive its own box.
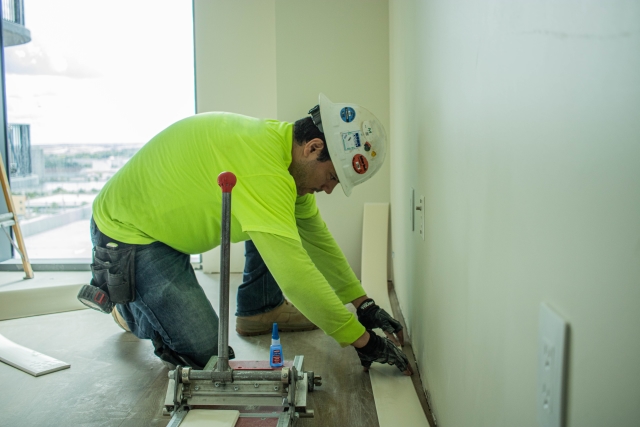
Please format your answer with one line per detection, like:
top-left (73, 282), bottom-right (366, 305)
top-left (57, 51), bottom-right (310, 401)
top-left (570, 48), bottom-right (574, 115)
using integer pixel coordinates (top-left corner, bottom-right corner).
top-left (4, 0), bottom-right (195, 145)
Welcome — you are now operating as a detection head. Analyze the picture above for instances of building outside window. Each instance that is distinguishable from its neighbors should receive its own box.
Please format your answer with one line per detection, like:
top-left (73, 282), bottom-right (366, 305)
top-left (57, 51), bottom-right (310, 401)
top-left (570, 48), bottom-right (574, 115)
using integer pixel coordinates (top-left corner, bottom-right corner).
top-left (2, 0), bottom-right (195, 263)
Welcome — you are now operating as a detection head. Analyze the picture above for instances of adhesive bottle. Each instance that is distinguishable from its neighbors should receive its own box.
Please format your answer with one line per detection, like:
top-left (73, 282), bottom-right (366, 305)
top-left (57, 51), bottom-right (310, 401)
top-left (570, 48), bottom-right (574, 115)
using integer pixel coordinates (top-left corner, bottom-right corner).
top-left (270, 322), bottom-right (284, 368)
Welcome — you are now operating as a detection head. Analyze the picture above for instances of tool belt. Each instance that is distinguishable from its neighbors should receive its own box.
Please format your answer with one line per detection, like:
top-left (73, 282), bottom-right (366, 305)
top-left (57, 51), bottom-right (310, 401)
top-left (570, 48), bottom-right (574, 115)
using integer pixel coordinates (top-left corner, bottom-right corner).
top-left (90, 233), bottom-right (137, 305)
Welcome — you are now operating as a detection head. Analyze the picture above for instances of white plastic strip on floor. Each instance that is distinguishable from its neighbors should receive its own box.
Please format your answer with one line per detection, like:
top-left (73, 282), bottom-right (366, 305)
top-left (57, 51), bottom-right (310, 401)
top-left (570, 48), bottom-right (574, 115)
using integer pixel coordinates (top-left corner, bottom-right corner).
top-left (180, 409), bottom-right (239, 427)
top-left (361, 203), bottom-right (429, 426)
top-left (0, 284), bottom-right (86, 321)
top-left (0, 271), bottom-right (91, 321)
top-left (0, 333), bottom-right (70, 376)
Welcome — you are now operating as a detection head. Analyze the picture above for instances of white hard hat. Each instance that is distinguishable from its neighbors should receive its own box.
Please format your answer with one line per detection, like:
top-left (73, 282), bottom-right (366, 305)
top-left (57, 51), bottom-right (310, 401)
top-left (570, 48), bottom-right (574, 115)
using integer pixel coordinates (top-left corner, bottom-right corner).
top-left (308, 93), bottom-right (387, 196)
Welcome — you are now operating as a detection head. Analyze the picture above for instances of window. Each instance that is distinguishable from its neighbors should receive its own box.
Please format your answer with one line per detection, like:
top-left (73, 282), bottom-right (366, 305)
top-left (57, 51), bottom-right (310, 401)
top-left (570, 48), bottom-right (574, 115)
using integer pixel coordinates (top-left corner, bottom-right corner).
top-left (3, 0), bottom-right (195, 264)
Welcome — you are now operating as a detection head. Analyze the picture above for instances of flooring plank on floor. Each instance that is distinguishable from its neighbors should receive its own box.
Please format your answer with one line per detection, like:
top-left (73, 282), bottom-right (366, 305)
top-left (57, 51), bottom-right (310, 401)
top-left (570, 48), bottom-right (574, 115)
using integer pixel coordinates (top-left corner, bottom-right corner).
top-left (0, 333), bottom-right (70, 376)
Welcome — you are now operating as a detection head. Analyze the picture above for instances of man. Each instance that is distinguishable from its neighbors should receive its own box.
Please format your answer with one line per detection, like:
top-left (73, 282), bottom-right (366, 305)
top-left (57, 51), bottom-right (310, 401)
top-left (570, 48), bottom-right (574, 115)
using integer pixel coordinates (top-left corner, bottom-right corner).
top-left (85, 93), bottom-right (412, 375)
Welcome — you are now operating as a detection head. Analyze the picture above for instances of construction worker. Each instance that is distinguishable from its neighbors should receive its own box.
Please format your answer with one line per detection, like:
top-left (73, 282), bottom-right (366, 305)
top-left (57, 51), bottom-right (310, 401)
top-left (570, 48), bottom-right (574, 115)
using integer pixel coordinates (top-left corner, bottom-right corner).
top-left (87, 93), bottom-right (412, 375)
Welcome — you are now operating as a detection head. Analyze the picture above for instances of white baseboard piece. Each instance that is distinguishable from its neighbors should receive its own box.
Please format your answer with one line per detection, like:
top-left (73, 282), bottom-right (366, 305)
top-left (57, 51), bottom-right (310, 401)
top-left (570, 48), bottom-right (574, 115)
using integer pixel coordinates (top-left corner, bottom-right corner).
top-left (361, 203), bottom-right (429, 426)
top-left (180, 409), bottom-right (240, 426)
top-left (0, 333), bottom-right (70, 376)
top-left (0, 283), bottom-right (87, 321)
top-left (201, 243), bottom-right (246, 274)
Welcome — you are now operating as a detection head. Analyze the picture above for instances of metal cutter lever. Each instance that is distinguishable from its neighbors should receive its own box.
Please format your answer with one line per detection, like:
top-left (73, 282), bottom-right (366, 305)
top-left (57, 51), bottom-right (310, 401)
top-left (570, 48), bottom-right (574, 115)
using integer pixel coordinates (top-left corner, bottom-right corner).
top-left (216, 171), bottom-right (237, 373)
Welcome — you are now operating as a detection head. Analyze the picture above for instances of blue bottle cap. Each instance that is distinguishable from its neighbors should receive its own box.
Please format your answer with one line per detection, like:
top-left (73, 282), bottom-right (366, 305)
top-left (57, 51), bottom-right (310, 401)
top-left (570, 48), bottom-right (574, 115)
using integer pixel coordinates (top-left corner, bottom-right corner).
top-left (272, 322), bottom-right (279, 340)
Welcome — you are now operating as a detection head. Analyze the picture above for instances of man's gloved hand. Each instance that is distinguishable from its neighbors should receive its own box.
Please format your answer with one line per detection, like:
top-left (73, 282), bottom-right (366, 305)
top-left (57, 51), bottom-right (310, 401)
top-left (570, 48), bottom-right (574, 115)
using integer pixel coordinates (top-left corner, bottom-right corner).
top-left (357, 298), bottom-right (404, 345)
top-left (355, 331), bottom-right (413, 375)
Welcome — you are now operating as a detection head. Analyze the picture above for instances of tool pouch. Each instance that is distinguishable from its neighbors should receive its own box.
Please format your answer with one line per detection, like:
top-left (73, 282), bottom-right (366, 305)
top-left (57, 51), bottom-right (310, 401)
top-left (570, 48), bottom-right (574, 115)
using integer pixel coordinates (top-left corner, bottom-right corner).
top-left (90, 244), bottom-right (137, 304)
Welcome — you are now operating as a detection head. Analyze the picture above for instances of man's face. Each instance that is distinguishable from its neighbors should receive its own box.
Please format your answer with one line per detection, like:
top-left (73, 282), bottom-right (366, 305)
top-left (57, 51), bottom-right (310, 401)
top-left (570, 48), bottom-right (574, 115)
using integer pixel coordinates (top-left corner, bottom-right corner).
top-left (290, 139), bottom-right (340, 196)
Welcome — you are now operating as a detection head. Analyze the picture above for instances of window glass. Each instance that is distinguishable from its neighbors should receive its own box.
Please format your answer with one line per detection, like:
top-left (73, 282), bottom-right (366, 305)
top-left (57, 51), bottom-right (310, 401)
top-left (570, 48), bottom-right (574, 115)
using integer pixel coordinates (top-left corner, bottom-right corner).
top-left (4, 0), bottom-right (195, 260)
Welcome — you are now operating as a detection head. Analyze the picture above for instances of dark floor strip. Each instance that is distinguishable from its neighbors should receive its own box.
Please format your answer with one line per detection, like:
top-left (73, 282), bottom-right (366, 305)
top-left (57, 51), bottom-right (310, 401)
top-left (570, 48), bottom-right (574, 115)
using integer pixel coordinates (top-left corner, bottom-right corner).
top-left (388, 280), bottom-right (438, 427)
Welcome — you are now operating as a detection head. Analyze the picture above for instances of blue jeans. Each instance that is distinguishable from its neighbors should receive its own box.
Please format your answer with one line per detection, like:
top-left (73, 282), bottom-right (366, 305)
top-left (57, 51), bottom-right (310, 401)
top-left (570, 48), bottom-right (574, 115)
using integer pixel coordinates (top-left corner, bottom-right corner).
top-left (236, 240), bottom-right (285, 316)
top-left (90, 219), bottom-right (219, 368)
top-left (91, 221), bottom-right (282, 367)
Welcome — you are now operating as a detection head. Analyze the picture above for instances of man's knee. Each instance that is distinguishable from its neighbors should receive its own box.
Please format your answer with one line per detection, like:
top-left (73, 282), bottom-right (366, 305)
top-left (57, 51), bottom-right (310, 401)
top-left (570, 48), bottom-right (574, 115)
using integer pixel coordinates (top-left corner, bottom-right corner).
top-left (151, 333), bottom-right (218, 369)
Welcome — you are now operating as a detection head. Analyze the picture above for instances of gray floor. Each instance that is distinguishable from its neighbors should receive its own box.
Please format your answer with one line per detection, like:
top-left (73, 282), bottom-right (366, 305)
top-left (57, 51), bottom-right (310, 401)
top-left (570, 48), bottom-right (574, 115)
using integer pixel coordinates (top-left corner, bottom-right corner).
top-left (0, 272), bottom-right (379, 427)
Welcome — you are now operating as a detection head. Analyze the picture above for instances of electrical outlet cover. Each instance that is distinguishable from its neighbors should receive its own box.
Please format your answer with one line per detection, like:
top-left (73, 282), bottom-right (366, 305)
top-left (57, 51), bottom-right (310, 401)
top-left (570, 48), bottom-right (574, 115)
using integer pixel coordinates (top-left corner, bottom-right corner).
top-left (419, 196), bottom-right (425, 240)
top-left (537, 303), bottom-right (567, 427)
top-left (410, 188), bottom-right (415, 231)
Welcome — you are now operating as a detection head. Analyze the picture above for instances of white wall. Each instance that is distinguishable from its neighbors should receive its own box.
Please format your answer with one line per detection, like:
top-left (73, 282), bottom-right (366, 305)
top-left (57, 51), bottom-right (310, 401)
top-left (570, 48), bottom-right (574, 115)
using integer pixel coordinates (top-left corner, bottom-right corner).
top-left (194, 0), bottom-right (278, 118)
top-left (390, 1), bottom-right (640, 426)
top-left (194, 0), bottom-right (277, 272)
top-left (194, 0), bottom-right (390, 278)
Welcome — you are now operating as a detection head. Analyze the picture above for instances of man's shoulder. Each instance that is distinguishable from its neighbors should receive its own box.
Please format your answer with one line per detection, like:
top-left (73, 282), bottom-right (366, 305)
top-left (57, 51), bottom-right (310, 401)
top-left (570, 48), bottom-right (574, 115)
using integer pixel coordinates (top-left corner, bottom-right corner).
top-left (295, 194), bottom-right (319, 219)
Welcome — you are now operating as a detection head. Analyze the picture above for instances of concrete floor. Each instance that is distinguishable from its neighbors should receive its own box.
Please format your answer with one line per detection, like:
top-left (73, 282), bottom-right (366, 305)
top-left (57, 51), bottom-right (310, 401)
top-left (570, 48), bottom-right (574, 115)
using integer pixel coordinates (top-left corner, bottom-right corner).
top-left (0, 272), bottom-right (379, 427)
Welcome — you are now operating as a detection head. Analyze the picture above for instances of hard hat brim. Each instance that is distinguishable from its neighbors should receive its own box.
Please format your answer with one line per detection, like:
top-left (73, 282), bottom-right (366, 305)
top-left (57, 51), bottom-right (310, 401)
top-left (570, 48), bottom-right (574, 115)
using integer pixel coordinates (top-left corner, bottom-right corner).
top-left (318, 93), bottom-right (353, 197)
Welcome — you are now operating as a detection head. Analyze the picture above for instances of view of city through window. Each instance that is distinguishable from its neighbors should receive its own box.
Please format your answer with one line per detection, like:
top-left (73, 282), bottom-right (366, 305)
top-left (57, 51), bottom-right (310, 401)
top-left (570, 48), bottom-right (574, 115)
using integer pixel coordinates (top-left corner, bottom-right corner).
top-left (3, 0), bottom-right (195, 260)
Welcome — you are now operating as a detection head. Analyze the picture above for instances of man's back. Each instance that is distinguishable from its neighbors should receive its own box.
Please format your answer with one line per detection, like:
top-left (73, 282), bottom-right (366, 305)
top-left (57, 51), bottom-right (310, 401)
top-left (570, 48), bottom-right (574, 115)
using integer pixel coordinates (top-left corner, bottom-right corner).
top-left (92, 112), bottom-right (297, 254)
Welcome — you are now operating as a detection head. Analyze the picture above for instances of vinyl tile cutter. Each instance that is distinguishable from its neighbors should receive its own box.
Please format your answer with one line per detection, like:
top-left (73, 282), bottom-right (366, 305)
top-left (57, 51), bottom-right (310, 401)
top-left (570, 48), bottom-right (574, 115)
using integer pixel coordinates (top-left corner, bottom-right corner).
top-left (163, 172), bottom-right (321, 427)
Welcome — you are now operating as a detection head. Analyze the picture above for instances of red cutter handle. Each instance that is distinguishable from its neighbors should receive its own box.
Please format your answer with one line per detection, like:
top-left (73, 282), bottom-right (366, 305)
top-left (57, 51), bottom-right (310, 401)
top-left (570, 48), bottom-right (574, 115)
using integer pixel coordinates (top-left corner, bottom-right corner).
top-left (217, 171), bottom-right (237, 193)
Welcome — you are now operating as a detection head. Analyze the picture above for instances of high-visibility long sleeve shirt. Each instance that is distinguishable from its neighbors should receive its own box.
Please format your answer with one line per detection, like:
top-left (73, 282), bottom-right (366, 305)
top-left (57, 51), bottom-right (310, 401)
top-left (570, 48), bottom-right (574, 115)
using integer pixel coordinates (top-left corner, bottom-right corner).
top-left (92, 112), bottom-right (366, 345)
top-left (249, 207), bottom-right (366, 346)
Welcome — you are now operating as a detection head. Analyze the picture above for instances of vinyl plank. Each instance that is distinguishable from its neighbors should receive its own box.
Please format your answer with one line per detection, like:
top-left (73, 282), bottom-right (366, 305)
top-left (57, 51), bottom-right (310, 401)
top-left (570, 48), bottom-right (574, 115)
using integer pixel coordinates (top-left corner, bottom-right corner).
top-left (181, 409), bottom-right (239, 426)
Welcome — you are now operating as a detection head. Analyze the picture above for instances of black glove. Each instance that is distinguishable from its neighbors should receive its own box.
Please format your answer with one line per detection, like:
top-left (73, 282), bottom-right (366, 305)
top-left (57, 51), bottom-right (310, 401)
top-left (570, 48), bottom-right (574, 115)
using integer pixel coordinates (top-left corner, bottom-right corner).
top-left (355, 331), bottom-right (411, 374)
top-left (357, 298), bottom-right (404, 345)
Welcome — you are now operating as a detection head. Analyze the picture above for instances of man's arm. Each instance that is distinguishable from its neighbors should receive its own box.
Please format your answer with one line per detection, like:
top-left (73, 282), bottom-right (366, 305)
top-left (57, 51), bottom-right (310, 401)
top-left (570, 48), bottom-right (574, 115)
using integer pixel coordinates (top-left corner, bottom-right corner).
top-left (296, 210), bottom-right (405, 346)
top-left (248, 231), bottom-right (411, 375)
top-left (247, 231), bottom-right (365, 347)
top-left (295, 208), bottom-right (367, 304)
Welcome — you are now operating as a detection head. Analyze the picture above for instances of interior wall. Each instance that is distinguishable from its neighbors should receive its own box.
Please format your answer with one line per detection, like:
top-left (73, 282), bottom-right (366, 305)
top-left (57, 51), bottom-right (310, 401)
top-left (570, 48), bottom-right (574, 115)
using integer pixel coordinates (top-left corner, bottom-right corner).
top-left (389, 1), bottom-right (640, 426)
top-left (194, 0), bottom-right (390, 278)
top-left (194, 0), bottom-right (277, 272)
top-left (193, 0), bottom-right (277, 118)
top-left (273, 0), bottom-right (390, 279)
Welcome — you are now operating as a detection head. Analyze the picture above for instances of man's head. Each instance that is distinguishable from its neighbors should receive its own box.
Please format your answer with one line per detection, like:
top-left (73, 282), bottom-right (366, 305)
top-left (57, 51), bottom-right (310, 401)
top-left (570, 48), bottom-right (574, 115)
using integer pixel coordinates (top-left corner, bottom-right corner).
top-left (308, 94), bottom-right (387, 196)
top-left (290, 94), bottom-right (388, 197)
top-left (294, 117), bottom-right (331, 162)
top-left (290, 117), bottom-right (339, 196)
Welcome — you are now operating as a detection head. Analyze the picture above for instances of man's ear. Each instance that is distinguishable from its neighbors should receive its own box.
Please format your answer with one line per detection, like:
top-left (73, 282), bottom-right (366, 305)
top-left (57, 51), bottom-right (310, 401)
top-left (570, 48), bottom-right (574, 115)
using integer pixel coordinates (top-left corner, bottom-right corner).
top-left (303, 138), bottom-right (326, 158)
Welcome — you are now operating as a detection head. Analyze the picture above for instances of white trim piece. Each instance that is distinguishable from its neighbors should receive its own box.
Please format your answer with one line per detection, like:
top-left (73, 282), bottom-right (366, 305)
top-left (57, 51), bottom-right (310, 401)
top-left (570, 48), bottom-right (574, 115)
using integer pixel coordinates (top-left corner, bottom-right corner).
top-left (201, 243), bottom-right (246, 274)
top-left (0, 271), bottom-right (91, 320)
top-left (180, 409), bottom-right (240, 426)
top-left (0, 283), bottom-right (87, 321)
top-left (0, 333), bottom-right (70, 376)
top-left (361, 203), bottom-right (429, 426)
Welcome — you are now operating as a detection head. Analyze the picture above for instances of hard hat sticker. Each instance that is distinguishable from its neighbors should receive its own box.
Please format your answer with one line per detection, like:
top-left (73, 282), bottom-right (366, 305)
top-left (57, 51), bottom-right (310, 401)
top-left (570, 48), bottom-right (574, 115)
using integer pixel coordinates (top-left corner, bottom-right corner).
top-left (362, 121), bottom-right (374, 137)
top-left (341, 131), bottom-right (362, 151)
top-left (340, 107), bottom-right (356, 123)
top-left (352, 154), bottom-right (369, 174)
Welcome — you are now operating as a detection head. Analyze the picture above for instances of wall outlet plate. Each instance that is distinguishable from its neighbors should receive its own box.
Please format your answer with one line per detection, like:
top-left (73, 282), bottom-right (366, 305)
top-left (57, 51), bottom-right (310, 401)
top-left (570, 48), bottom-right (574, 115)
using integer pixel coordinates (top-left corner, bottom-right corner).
top-left (418, 196), bottom-right (425, 240)
top-left (537, 303), bottom-right (568, 427)
top-left (410, 188), bottom-right (415, 231)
